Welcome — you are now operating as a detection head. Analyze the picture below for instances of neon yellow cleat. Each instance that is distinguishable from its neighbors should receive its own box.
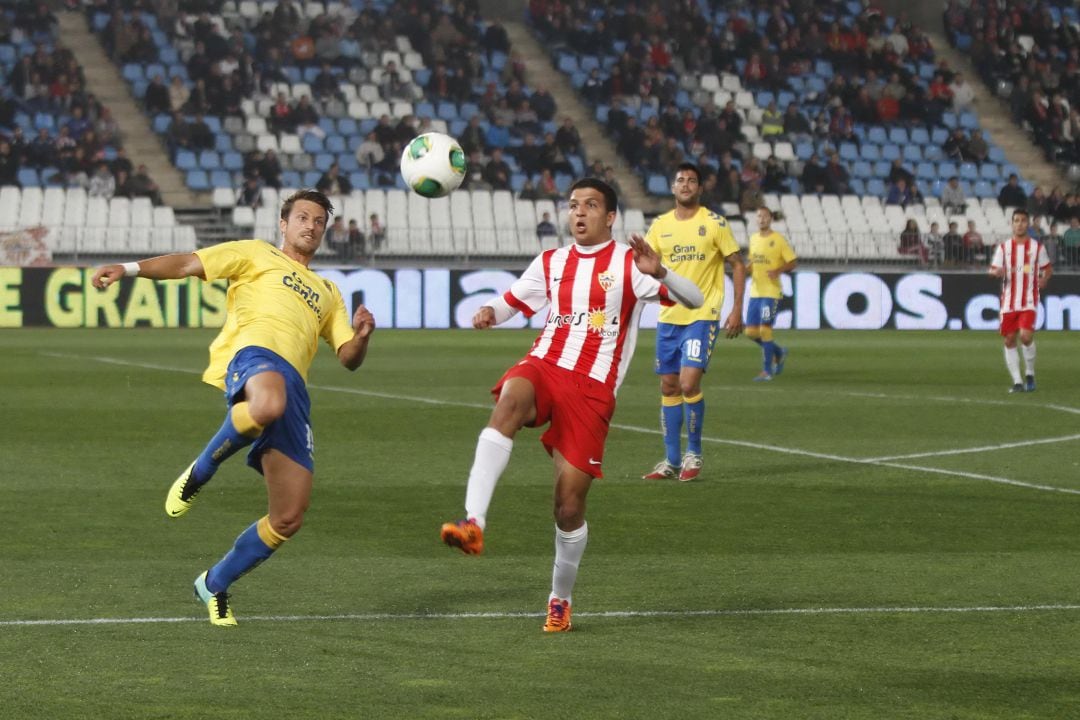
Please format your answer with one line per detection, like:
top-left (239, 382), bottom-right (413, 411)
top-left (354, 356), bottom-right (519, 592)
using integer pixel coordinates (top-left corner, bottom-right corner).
top-left (165, 462), bottom-right (201, 518)
top-left (193, 571), bottom-right (237, 627)
top-left (542, 598), bottom-right (572, 632)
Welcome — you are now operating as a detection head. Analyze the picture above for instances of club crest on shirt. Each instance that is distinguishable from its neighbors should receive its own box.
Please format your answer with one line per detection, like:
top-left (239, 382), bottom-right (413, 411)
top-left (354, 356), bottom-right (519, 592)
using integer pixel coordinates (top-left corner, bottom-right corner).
top-left (698, 225), bottom-right (706, 236)
top-left (598, 270), bottom-right (616, 291)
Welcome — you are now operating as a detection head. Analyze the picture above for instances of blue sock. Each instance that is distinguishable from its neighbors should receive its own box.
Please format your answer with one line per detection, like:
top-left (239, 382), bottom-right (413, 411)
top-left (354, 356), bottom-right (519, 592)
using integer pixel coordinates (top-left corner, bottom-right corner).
top-left (661, 399), bottom-right (683, 466)
top-left (684, 393), bottom-right (704, 456)
top-left (761, 341), bottom-right (776, 374)
top-left (206, 517), bottom-right (284, 592)
top-left (192, 403), bottom-right (262, 486)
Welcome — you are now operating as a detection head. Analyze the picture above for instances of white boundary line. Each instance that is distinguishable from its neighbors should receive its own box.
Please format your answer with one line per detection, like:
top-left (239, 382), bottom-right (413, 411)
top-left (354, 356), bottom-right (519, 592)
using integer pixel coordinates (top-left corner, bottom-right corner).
top-left (40, 352), bottom-right (1080, 496)
top-left (865, 433), bottom-right (1080, 462)
top-left (3, 603), bottom-right (1079, 627)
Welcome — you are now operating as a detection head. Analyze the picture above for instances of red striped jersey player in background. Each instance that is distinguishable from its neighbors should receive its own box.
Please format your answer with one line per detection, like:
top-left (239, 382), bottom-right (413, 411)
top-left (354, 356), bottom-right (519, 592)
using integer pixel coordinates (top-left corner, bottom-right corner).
top-left (989, 208), bottom-right (1052, 393)
top-left (440, 177), bottom-right (704, 632)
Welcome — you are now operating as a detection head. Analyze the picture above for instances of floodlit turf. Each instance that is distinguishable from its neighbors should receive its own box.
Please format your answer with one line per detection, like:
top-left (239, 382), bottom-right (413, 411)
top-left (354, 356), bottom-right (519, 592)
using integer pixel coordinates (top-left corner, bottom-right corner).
top-left (1, 327), bottom-right (1078, 719)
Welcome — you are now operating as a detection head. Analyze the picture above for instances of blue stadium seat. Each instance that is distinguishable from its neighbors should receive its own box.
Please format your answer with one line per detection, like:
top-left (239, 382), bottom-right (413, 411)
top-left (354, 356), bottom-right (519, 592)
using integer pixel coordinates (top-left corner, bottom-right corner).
top-left (210, 170), bottom-right (233, 188)
top-left (866, 178), bottom-right (886, 196)
top-left (414, 102), bottom-right (435, 119)
top-left (34, 113), bottom-right (54, 130)
top-left (303, 171), bottom-right (322, 187)
top-left (839, 143), bottom-right (859, 162)
top-left (909, 127), bottom-right (930, 145)
top-left (777, 91), bottom-right (796, 108)
top-left (988, 146), bottom-right (1006, 163)
top-left (872, 160), bottom-right (891, 177)
top-left (314, 153), bottom-right (335, 172)
top-left (198, 150), bottom-right (221, 170)
top-left (215, 134), bottom-right (233, 153)
top-left (449, 119), bottom-right (468, 137)
top-left (132, 80), bottom-right (148, 98)
top-left (902, 145), bottom-right (922, 162)
top-left (175, 150), bottom-right (197, 170)
top-left (859, 144), bottom-right (880, 161)
top-left (349, 172), bottom-right (370, 190)
top-left (325, 135), bottom-right (347, 153)
top-left (460, 102), bottom-right (480, 119)
top-left (318, 118), bottom-right (336, 136)
top-left (647, 174), bottom-right (669, 195)
top-left (436, 102), bottom-right (458, 121)
top-left (579, 55), bottom-right (601, 72)
top-left (302, 135), bottom-right (324, 154)
top-left (186, 169), bottom-right (209, 191)
top-left (916, 162), bottom-right (936, 180)
top-left (338, 118), bottom-right (358, 136)
top-left (931, 128), bottom-right (949, 144)
top-left (938, 161), bottom-right (958, 178)
top-left (17, 168), bottom-right (39, 186)
top-left (339, 154), bottom-right (359, 172)
top-left (959, 162), bottom-right (979, 181)
top-left (881, 144), bottom-right (900, 161)
top-left (222, 151), bottom-right (243, 171)
top-left (510, 172), bottom-right (527, 193)
top-left (960, 112), bottom-right (979, 129)
top-left (973, 180), bottom-right (994, 198)
top-left (867, 127), bottom-right (888, 144)
top-left (203, 116), bottom-right (222, 134)
top-left (888, 127), bottom-right (909, 145)
top-left (848, 178), bottom-right (865, 195)
top-left (942, 112), bottom-right (958, 129)
top-left (557, 55), bottom-right (577, 74)
top-left (980, 164), bottom-right (1000, 182)
top-left (122, 63), bottom-right (143, 83)
top-left (282, 171), bottom-right (302, 187)
top-left (922, 145), bottom-right (943, 162)
top-left (795, 142), bottom-right (814, 160)
top-left (852, 161), bottom-right (873, 179)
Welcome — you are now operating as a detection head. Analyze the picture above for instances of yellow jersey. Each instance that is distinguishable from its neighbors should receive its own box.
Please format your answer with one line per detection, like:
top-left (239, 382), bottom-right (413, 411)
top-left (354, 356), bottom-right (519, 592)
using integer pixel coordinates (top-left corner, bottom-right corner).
top-left (748, 230), bottom-right (797, 299)
top-left (646, 206), bottom-right (740, 325)
top-left (195, 239), bottom-right (355, 389)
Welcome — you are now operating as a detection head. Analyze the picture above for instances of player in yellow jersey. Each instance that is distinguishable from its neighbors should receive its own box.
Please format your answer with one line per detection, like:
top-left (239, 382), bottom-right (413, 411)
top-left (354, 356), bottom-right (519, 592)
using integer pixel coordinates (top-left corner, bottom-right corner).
top-left (643, 163), bottom-right (746, 482)
top-left (92, 190), bottom-right (375, 626)
top-left (746, 206), bottom-right (797, 381)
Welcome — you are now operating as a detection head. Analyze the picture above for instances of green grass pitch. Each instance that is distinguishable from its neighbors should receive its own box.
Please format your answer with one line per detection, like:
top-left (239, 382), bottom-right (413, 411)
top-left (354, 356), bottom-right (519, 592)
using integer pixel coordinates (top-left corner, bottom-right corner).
top-left (1, 327), bottom-right (1078, 719)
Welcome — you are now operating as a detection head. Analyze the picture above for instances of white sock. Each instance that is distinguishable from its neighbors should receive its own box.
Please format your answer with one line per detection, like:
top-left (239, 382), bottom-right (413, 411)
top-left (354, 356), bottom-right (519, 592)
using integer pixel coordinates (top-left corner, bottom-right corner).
top-left (464, 428), bottom-right (513, 530)
top-left (550, 522), bottom-right (588, 605)
top-left (1004, 346), bottom-right (1022, 384)
top-left (1021, 342), bottom-right (1036, 377)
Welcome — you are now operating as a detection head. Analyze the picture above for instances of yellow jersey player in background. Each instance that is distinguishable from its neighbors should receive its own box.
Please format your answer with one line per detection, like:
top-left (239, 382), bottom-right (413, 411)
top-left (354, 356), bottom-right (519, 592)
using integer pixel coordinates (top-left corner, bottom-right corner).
top-left (746, 206), bottom-right (797, 381)
top-left (92, 189), bottom-right (375, 626)
top-left (643, 163), bottom-right (746, 482)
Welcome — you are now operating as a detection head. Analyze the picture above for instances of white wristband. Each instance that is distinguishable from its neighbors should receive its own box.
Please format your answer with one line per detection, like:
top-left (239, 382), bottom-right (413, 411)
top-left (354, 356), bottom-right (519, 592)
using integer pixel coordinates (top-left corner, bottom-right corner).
top-left (121, 262), bottom-right (140, 277)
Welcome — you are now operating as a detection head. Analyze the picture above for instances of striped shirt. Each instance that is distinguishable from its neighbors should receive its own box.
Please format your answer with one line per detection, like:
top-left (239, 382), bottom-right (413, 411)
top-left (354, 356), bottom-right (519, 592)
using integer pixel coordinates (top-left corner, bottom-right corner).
top-left (502, 240), bottom-right (672, 393)
top-left (990, 237), bottom-right (1051, 315)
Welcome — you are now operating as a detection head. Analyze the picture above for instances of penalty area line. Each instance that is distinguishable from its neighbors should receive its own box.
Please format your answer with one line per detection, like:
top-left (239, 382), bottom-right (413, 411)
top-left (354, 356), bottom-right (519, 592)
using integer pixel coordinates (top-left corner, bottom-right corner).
top-left (3, 603), bottom-right (1080, 628)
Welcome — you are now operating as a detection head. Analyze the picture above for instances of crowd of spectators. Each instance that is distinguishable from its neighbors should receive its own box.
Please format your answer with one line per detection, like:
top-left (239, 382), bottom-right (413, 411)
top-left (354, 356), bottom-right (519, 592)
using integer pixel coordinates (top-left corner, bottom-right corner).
top-left (530, 0), bottom-right (955, 198)
top-left (0, 2), bottom-right (163, 202)
top-left (946, 0), bottom-right (1080, 172)
top-left (87, 0), bottom-right (585, 204)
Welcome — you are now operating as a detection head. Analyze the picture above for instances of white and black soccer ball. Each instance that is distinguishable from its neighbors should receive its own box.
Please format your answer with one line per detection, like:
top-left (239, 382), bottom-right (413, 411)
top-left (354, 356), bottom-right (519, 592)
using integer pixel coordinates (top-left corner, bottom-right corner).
top-left (399, 132), bottom-right (467, 198)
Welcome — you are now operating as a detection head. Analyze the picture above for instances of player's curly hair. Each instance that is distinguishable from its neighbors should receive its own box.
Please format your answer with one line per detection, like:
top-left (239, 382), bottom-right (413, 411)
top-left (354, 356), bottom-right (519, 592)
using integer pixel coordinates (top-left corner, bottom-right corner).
top-left (280, 189), bottom-right (335, 222)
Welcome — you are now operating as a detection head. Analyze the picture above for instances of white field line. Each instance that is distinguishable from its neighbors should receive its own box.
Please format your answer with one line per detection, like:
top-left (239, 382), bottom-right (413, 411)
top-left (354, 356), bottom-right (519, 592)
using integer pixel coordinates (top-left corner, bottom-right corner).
top-left (865, 433), bottom-right (1080, 462)
top-left (39, 352), bottom-right (1080, 496)
top-left (3, 603), bottom-right (1080, 628)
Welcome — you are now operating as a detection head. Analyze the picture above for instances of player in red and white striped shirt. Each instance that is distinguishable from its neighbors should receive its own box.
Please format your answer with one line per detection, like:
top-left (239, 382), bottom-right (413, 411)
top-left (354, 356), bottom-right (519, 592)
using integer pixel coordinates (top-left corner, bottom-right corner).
top-left (989, 208), bottom-right (1052, 393)
top-left (440, 178), bottom-right (704, 632)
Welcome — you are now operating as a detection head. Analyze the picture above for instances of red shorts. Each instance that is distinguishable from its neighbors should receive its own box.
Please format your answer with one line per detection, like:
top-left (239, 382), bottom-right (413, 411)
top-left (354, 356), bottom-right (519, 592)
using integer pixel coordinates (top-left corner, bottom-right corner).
top-left (492, 355), bottom-right (616, 478)
top-left (999, 310), bottom-right (1036, 337)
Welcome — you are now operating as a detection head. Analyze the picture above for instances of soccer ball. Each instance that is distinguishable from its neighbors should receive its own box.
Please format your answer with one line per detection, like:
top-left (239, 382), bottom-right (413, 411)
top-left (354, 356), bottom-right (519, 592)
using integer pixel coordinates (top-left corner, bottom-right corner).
top-left (400, 132), bottom-right (467, 198)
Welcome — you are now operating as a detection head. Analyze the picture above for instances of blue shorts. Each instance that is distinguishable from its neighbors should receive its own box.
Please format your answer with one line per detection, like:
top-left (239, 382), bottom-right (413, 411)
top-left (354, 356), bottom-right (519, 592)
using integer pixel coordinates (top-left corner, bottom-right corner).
top-left (654, 320), bottom-right (719, 375)
top-left (746, 297), bottom-right (780, 327)
top-left (225, 346), bottom-right (314, 474)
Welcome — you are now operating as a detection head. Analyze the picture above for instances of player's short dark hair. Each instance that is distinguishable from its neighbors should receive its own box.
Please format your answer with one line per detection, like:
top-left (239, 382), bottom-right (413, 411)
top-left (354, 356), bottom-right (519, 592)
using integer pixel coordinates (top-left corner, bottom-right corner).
top-left (1012, 208), bottom-right (1029, 220)
top-left (281, 189), bottom-right (334, 222)
top-left (569, 177), bottom-right (618, 213)
top-left (758, 206), bottom-right (774, 218)
top-left (673, 162), bottom-right (701, 183)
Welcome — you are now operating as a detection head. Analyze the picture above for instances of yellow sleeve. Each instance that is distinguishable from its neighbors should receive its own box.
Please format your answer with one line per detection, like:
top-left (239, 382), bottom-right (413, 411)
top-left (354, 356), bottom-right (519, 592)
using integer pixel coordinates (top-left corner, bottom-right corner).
top-left (780, 235), bottom-right (797, 263)
top-left (195, 240), bottom-right (256, 281)
top-left (322, 287), bottom-right (356, 352)
top-left (716, 219), bottom-right (740, 257)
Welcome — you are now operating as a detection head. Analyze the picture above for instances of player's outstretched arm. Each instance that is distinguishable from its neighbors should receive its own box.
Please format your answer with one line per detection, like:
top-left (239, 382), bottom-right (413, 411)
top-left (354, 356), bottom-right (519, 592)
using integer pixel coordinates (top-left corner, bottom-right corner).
top-left (338, 304), bottom-right (375, 370)
top-left (629, 233), bottom-right (704, 308)
top-left (92, 253), bottom-right (206, 289)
